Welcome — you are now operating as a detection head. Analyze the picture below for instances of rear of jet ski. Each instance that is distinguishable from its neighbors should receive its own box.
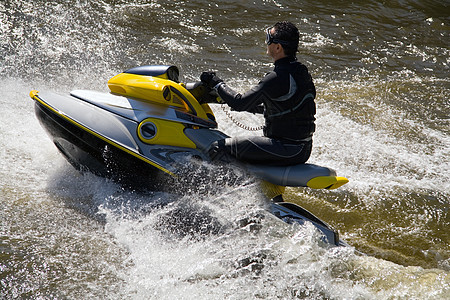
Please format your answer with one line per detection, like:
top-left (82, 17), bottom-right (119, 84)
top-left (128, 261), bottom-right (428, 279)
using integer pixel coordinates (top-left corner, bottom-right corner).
top-left (248, 163), bottom-right (349, 190)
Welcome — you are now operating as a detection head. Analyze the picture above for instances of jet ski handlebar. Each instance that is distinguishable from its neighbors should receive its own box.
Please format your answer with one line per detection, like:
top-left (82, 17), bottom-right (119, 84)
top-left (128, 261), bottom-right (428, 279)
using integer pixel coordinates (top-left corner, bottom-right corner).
top-left (185, 81), bottom-right (222, 104)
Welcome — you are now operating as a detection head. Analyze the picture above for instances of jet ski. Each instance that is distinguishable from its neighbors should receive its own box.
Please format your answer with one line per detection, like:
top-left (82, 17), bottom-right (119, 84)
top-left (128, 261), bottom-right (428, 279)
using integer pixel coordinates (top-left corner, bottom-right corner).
top-left (30, 65), bottom-right (349, 246)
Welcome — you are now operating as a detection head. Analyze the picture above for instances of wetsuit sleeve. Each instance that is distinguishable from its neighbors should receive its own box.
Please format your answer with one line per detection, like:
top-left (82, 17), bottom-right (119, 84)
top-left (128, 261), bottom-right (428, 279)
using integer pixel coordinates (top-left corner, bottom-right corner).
top-left (216, 73), bottom-right (275, 113)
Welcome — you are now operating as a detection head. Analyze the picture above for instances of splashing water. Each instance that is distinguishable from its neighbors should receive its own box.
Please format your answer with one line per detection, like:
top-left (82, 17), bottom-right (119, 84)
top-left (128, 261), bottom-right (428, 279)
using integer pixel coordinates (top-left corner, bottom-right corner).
top-left (1, 0), bottom-right (449, 299)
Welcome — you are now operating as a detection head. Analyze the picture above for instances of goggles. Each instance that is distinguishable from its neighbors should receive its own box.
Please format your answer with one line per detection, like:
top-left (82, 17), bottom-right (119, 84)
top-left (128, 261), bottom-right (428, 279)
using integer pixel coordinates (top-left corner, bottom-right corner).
top-left (265, 27), bottom-right (295, 47)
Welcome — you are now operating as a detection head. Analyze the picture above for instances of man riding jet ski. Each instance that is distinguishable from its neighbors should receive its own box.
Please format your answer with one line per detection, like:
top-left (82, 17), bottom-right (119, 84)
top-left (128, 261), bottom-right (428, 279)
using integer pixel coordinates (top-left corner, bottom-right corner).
top-left (201, 21), bottom-right (316, 168)
top-left (29, 22), bottom-right (349, 245)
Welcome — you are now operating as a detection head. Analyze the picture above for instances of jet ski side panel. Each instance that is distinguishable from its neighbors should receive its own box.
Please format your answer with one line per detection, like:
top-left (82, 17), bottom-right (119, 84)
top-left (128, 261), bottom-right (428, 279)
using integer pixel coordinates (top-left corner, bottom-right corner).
top-left (35, 91), bottom-right (141, 152)
top-left (70, 90), bottom-right (216, 129)
top-left (31, 91), bottom-right (177, 189)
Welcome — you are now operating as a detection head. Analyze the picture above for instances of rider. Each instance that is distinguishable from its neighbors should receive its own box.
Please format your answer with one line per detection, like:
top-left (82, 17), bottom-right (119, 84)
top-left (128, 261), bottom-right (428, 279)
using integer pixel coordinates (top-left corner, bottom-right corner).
top-left (201, 21), bottom-right (316, 166)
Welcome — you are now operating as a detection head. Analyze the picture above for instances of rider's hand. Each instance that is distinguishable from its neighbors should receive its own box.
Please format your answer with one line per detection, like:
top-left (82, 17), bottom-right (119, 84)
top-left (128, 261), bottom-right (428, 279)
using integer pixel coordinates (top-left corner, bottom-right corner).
top-left (200, 71), bottom-right (223, 89)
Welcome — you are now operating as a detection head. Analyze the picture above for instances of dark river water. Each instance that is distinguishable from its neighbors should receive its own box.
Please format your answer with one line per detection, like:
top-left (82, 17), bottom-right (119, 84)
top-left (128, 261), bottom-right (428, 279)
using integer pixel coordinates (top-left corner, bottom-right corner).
top-left (1, 0), bottom-right (449, 299)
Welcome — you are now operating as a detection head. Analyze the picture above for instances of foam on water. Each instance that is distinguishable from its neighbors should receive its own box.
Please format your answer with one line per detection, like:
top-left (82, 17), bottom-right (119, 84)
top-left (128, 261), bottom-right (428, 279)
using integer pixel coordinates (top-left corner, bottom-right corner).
top-left (96, 187), bottom-right (448, 299)
top-left (98, 189), bottom-right (369, 299)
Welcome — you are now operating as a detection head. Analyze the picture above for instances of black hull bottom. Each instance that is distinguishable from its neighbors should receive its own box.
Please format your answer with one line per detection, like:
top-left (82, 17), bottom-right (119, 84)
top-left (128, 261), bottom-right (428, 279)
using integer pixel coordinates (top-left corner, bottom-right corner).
top-left (35, 101), bottom-right (173, 191)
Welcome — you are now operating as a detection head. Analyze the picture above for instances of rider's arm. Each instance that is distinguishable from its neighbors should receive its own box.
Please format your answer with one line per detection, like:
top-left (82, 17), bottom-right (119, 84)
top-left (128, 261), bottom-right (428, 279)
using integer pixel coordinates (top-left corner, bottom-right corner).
top-left (216, 83), bottom-right (266, 113)
top-left (215, 72), bottom-right (277, 113)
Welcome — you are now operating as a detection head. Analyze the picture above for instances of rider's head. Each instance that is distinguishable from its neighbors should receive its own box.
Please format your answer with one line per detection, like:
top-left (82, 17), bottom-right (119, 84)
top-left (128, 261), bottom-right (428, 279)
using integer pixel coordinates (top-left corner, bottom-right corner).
top-left (266, 21), bottom-right (299, 58)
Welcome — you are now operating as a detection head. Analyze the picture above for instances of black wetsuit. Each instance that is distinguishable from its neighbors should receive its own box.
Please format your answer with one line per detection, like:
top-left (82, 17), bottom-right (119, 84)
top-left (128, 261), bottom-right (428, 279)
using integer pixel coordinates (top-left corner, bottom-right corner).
top-left (214, 56), bottom-right (316, 166)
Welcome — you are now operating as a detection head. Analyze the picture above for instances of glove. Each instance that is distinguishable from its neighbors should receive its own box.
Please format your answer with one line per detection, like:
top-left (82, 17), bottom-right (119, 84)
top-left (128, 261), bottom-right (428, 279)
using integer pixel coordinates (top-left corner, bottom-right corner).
top-left (200, 71), bottom-right (223, 89)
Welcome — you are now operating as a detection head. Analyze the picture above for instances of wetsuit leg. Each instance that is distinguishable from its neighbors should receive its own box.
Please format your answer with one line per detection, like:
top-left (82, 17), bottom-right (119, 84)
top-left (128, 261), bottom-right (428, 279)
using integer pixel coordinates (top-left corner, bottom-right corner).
top-left (221, 136), bottom-right (312, 166)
